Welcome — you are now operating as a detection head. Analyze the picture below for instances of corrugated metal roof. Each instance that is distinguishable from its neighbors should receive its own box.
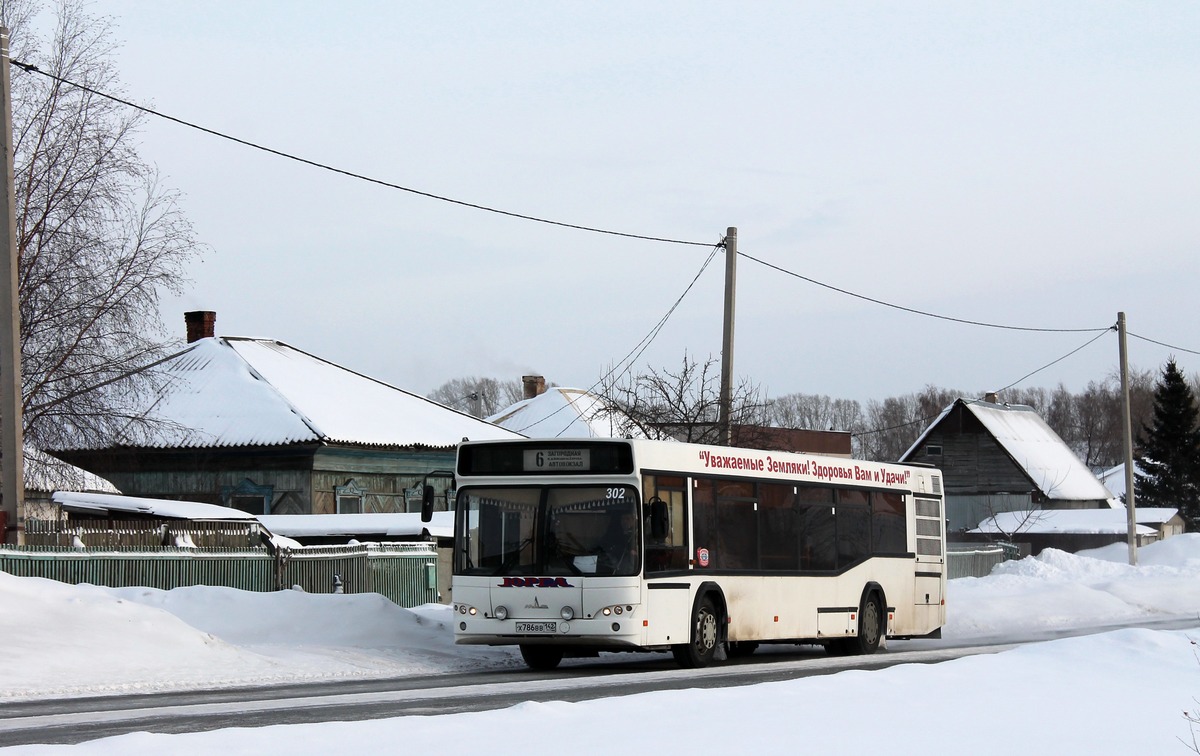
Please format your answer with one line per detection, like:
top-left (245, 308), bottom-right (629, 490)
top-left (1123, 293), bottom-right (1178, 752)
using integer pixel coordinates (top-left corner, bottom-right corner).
top-left (69, 337), bottom-right (523, 451)
top-left (25, 447), bottom-right (119, 494)
top-left (488, 387), bottom-right (643, 439)
top-left (52, 491), bottom-right (257, 521)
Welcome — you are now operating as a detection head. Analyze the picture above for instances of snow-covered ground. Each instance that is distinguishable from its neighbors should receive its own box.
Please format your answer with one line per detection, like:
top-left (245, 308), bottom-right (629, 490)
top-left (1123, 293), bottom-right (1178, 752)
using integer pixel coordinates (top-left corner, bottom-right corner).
top-left (5, 536), bottom-right (1200, 755)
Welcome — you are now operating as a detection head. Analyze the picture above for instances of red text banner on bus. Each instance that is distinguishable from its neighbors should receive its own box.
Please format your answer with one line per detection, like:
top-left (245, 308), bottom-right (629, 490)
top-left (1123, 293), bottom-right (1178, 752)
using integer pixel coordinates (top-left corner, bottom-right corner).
top-left (696, 448), bottom-right (913, 487)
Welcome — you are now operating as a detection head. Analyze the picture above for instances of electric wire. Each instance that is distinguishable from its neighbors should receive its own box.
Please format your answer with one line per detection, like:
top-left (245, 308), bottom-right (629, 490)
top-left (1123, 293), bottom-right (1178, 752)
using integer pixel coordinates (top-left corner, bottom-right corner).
top-left (852, 331), bottom-right (1113, 442)
top-left (9, 59), bottom-right (714, 249)
top-left (18, 59), bottom-right (1188, 347)
top-left (995, 328), bottom-right (1114, 393)
top-left (513, 240), bottom-right (725, 437)
top-left (1128, 332), bottom-right (1200, 357)
top-left (850, 411), bottom-right (942, 441)
top-left (13, 59), bottom-right (1195, 417)
top-left (737, 250), bottom-right (1110, 334)
top-left (539, 240), bottom-right (724, 437)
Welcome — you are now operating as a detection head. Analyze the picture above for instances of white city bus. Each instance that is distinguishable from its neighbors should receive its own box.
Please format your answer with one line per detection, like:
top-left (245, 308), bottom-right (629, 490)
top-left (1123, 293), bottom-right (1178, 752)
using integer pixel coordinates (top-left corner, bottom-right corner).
top-left (432, 438), bottom-right (946, 670)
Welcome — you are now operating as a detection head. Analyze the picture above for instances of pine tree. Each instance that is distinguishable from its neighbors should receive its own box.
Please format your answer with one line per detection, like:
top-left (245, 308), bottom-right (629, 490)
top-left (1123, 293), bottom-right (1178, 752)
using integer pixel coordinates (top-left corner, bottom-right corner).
top-left (1134, 359), bottom-right (1200, 530)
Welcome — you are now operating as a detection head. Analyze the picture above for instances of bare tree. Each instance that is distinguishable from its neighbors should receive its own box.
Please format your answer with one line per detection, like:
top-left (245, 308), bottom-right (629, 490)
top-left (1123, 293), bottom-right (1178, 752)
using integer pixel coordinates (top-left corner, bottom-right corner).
top-left (858, 394), bottom-right (928, 462)
top-left (427, 376), bottom-right (525, 418)
top-left (600, 352), bottom-right (768, 445)
top-left (766, 392), bottom-right (864, 434)
top-left (2, 0), bottom-right (201, 450)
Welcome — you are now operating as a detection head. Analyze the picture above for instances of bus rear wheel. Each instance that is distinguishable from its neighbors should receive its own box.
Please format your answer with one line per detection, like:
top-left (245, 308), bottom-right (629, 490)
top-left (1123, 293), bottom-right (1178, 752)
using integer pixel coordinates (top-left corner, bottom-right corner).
top-left (519, 644), bottom-right (564, 670)
top-left (824, 592), bottom-right (883, 656)
top-left (672, 596), bottom-right (720, 668)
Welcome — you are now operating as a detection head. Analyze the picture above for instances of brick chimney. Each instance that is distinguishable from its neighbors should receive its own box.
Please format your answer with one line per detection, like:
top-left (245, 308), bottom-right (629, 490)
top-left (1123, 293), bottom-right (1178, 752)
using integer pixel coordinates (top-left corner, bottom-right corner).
top-left (185, 311), bottom-right (216, 343)
top-left (984, 391), bottom-right (999, 404)
top-left (522, 375), bottom-right (546, 400)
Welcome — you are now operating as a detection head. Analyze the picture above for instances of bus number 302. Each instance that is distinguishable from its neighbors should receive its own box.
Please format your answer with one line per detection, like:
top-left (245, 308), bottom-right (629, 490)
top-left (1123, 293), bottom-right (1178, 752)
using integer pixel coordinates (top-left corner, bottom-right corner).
top-left (606, 488), bottom-right (626, 499)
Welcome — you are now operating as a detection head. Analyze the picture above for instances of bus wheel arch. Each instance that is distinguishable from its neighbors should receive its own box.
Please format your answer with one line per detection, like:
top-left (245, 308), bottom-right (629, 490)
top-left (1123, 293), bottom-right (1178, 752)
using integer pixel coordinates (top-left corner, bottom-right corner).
top-left (851, 583), bottom-right (886, 656)
top-left (672, 583), bottom-right (726, 668)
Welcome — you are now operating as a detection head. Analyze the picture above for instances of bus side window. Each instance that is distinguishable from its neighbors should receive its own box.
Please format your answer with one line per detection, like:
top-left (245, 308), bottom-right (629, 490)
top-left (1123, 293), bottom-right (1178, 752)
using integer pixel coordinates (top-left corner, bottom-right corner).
top-left (797, 486), bottom-right (836, 571)
top-left (643, 475), bottom-right (687, 573)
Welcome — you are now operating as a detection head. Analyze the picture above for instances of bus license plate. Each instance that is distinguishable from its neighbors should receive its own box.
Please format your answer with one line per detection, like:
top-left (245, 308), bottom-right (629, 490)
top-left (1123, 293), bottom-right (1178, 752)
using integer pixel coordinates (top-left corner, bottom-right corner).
top-left (516, 621), bottom-right (557, 634)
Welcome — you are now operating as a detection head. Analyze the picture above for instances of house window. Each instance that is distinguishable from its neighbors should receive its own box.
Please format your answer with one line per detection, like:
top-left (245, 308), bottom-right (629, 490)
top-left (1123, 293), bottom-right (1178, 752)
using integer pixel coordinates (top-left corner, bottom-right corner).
top-left (926, 445), bottom-right (943, 457)
top-left (222, 479), bottom-right (274, 515)
top-left (336, 479), bottom-right (366, 514)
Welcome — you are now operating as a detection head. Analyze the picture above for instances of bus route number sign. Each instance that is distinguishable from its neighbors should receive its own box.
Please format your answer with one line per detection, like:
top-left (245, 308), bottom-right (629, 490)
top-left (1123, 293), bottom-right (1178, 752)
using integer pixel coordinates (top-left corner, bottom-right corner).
top-left (525, 449), bottom-right (590, 471)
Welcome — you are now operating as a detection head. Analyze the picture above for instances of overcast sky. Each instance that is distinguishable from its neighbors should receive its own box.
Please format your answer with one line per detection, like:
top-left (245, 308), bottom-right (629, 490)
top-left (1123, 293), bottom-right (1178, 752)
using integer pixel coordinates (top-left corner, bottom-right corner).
top-left (90, 1), bottom-right (1199, 405)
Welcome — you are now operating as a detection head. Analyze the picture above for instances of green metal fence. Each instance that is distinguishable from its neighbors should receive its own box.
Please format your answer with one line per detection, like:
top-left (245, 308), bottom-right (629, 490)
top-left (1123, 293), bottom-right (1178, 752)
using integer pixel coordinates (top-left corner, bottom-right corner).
top-left (0, 542), bottom-right (438, 607)
top-left (947, 544), bottom-right (1011, 579)
top-left (275, 543), bottom-right (440, 605)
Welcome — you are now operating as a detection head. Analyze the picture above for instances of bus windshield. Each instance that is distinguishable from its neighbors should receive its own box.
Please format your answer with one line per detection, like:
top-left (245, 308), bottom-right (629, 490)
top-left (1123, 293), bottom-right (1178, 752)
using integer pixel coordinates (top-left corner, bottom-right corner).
top-left (455, 485), bottom-right (641, 578)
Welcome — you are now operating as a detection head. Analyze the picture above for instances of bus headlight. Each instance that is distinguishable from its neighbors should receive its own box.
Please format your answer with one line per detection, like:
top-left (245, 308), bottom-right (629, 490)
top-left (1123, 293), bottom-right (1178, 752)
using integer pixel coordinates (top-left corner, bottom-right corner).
top-left (494, 605), bottom-right (508, 620)
top-left (560, 606), bottom-right (575, 621)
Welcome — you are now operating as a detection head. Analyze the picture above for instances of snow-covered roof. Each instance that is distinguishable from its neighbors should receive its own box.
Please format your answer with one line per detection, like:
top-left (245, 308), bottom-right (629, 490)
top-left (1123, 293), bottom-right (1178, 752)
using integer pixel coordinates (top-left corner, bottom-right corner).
top-left (61, 337), bottom-right (522, 451)
top-left (904, 399), bottom-right (1112, 502)
top-left (52, 491), bottom-right (258, 521)
top-left (1127, 507), bottom-right (1181, 526)
top-left (488, 387), bottom-right (643, 439)
top-left (24, 447), bottom-right (119, 494)
top-left (1097, 462), bottom-right (1148, 500)
top-left (258, 512), bottom-right (454, 540)
top-left (971, 508), bottom-right (1156, 536)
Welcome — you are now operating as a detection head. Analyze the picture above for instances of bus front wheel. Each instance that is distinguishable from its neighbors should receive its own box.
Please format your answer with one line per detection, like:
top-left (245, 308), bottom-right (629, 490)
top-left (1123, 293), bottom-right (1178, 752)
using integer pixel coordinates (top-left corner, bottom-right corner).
top-left (519, 644), bottom-right (564, 670)
top-left (672, 596), bottom-right (720, 668)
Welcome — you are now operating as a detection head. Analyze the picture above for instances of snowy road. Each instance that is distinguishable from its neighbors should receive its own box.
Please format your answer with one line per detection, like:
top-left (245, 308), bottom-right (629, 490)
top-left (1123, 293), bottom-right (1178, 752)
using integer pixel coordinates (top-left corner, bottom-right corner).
top-left (0, 641), bottom-right (1025, 747)
top-left (11, 612), bottom-right (1200, 749)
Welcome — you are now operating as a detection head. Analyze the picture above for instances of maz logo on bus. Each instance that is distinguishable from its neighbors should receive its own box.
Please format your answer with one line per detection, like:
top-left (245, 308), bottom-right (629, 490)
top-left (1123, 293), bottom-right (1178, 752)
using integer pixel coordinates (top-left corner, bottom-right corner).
top-left (498, 577), bottom-right (575, 588)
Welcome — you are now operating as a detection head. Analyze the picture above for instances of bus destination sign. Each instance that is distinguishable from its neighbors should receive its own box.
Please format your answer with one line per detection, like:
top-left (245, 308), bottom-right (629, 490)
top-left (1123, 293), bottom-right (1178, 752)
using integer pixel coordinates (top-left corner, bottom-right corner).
top-left (525, 448), bottom-right (590, 471)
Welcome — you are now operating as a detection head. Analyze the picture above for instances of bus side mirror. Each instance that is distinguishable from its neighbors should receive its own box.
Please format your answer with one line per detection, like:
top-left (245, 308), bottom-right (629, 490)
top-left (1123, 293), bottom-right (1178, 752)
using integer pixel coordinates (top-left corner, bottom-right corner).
top-left (421, 485), bottom-right (435, 522)
top-left (649, 498), bottom-right (668, 540)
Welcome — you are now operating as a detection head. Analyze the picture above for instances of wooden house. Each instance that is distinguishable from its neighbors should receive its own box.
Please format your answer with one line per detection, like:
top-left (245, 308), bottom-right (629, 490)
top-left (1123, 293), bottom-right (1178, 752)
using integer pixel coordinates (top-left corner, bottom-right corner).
top-left (900, 396), bottom-right (1113, 534)
top-left (48, 313), bottom-right (522, 517)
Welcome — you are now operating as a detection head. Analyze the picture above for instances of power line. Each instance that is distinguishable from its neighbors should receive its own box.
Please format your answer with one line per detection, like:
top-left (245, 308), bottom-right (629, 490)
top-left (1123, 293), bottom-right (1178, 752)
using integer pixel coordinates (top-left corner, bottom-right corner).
top-left (852, 329), bottom-right (1111, 442)
top-left (17, 59), bottom-right (1196, 408)
top-left (737, 251), bottom-right (1110, 334)
top-left (531, 240), bottom-right (724, 437)
top-left (996, 328), bottom-right (1113, 392)
top-left (851, 411), bottom-right (940, 440)
top-left (9, 59), bottom-right (714, 249)
top-left (515, 240), bottom-right (725, 436)
top-left (1128, 331), bottom-right (1200, 357)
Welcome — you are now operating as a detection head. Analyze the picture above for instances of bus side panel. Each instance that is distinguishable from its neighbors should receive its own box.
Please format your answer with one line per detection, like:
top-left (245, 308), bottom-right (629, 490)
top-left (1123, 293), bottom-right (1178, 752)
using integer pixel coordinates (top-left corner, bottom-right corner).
top-left (722, 562), bottom-right (918, 643)
top-left (643, 583), bottom-right (693, 646)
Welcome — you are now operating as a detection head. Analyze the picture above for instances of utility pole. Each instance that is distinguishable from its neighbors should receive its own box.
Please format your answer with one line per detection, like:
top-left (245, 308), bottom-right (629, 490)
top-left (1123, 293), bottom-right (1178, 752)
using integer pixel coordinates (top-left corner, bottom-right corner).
top-left (1117, 312), bottom-right (1136, 566)
top-left (0, 28), bottom-right (23, 545)
top-left (718, 227), bottom-right (737, 447)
